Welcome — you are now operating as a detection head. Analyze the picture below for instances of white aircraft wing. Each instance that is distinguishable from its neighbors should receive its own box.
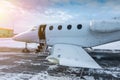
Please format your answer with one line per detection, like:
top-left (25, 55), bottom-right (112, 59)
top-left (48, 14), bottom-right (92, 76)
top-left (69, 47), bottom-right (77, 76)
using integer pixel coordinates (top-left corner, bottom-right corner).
top-left (47, 44), bottom-right (101, 69)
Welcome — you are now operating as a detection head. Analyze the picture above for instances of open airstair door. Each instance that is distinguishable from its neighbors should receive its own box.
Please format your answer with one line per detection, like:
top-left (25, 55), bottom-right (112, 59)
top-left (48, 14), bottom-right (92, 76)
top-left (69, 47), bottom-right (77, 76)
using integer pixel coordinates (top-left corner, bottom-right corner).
top-left (47, 44), bottom-right (101, 69)
top-left (38, 24), bottom-right (46, 40)
top-left (37, 24), bottom-right (47, 52)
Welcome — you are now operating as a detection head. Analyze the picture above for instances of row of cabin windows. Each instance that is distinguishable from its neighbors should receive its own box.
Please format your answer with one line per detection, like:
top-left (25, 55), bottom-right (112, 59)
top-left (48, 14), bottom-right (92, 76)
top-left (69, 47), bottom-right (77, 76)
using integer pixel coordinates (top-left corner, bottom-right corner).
top-left (49, 24), bottom-right (82, 30)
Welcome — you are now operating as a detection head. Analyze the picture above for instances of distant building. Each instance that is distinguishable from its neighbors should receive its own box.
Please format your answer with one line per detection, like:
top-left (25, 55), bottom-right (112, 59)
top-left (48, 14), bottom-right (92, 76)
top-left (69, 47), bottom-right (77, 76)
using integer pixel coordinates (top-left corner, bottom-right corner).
top-left (0, 27), bottom-right (14, 38)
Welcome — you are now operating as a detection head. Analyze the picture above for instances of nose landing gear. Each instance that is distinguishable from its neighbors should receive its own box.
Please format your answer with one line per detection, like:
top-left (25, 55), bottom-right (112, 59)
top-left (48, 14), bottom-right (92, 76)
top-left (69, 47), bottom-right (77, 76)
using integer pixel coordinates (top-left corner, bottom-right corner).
top-left (22, 42), bottom-right (30, 53)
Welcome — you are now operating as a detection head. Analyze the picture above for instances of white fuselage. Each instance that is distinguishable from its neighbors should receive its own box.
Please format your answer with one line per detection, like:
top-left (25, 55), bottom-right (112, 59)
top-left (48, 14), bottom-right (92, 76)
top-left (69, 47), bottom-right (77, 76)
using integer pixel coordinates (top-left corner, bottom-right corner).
top-left (12, 20), bottom-right (120, 69)
top-left (13, 20), bottom-right (120, 48)
top-left (46, 22), bottom-right (120, 47)
top-left (13, 26), bottom-right (40, 43)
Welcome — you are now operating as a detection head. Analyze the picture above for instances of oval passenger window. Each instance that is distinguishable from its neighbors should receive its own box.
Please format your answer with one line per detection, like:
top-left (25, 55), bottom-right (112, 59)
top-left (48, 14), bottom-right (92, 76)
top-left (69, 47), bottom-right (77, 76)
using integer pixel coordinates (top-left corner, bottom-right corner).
top-left (77, 24), bottom-right (82, 29)
top-left (67, 25), bottom-right (72, 30)
top-left (49, 26), bottom-right (53, 30)
top-left (58, 25), bottom-right (62, 30)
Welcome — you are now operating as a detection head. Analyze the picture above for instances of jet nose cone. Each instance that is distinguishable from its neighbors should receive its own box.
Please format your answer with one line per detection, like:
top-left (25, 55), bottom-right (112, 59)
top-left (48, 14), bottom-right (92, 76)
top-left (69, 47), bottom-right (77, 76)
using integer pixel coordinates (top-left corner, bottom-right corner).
top-left (12, 36), bottom-right (16, 40)
top-left (12, 34), bottom-right (22, 41)
top-left (12, 32), bottom-right (29, 42)
top-left (12, 30), bottom-right (39, 43)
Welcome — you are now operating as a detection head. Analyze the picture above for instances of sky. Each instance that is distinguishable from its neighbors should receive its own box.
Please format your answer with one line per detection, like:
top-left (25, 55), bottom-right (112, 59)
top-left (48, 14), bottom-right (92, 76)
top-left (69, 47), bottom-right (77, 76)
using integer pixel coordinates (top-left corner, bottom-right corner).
top-left (0, 0), bottom-right (120, 33)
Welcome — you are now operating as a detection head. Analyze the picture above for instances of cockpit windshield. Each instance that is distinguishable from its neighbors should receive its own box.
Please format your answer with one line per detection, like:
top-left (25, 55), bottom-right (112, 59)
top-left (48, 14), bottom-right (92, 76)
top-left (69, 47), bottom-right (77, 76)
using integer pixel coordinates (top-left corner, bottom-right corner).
top-left (30, 26), bottom-right (37, 31)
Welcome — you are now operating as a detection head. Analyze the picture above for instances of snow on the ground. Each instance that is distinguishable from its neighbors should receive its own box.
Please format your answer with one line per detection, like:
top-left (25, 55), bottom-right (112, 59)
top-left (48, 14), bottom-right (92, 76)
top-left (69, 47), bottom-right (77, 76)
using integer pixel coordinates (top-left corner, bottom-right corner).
top-left (0, 57), bottom-right (9, 60)
top-left (0, 72), bottom-right (33, 80)
top-left (30, 63), bottom-right (41, 66)
top-left (0, 38), bottom-right (37, 48)
top-left (1, 38), bottom-right (120, 49)
top-left (0, 72), bottom-right (89, 80)
top-left (0, 65), bottom-right (16, 70)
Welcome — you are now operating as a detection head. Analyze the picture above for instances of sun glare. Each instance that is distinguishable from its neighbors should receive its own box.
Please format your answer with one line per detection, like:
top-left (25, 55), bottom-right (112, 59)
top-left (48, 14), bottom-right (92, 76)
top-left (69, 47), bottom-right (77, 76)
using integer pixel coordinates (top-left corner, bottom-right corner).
top-left (0, 1), bottom-right (15, 20)
top-left (0, 8), bottom-right (6, 18)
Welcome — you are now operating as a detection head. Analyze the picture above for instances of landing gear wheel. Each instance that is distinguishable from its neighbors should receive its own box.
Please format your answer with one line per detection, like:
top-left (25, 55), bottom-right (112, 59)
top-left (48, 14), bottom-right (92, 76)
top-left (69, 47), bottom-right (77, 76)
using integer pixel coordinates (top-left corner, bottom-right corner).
top-left (22, 48), bottom-right (30, 53)
top-left (22, 42), bottom-right (30, 53)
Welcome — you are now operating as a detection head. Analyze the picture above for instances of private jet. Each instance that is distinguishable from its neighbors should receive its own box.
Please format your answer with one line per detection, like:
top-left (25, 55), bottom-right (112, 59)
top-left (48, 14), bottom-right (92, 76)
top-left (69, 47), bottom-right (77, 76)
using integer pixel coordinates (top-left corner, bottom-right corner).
top-left (12, 20), bottom-right (120, 69)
